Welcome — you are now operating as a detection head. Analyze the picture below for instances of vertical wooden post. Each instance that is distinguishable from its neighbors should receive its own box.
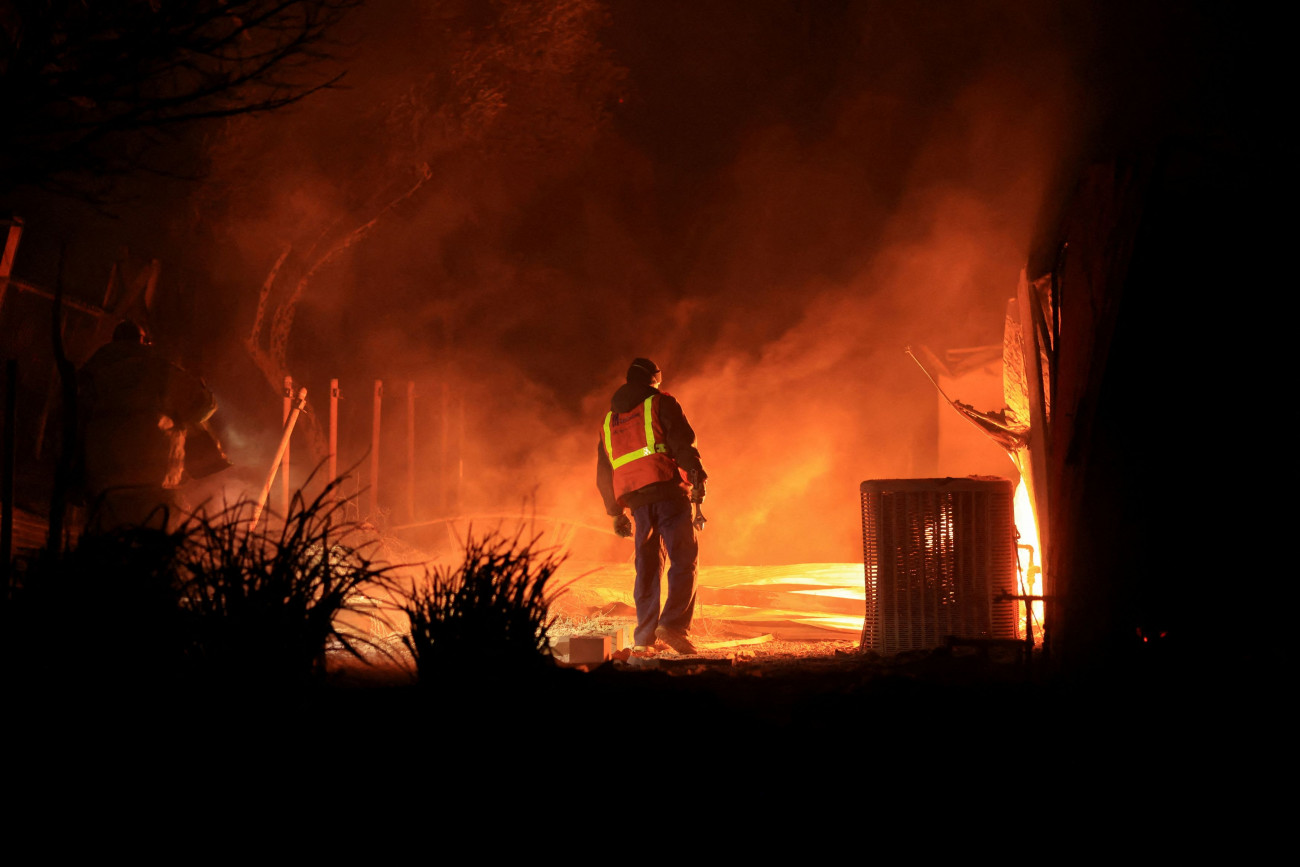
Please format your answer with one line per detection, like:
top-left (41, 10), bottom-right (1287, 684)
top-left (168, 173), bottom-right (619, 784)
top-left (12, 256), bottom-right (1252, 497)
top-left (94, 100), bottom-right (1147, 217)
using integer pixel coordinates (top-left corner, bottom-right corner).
top-left (141, 258), bottom-right (161, 314)
top-left (33, 308), bottom-right (69, 461)
top-left (439, 379), bottom-right (449, 514)
top-left (282, 375), bottom-right (293, 515)
top-left (0, 217), bottom-right (23, 315)
top-left (2, 360), bottom-right (16, 589)
top-left (406, 380), bottom-right (416, 524)
top-left (371, 379), bottom-right (382, 520)
top-left (329, 378), bottom-right (339, 495)
top-left (454, 395), bottom-right (464, 514)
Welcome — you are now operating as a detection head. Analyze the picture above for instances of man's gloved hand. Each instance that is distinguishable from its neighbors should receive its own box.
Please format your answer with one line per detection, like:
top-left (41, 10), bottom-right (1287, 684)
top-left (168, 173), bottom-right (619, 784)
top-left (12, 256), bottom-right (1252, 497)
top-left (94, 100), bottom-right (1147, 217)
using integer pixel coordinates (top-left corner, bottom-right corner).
top-left (613, 513), bottom-right (633, 538)
top-left (689, 469), bottom-right (707, 505)
top-left (692, 504), bottom-right (707, 532)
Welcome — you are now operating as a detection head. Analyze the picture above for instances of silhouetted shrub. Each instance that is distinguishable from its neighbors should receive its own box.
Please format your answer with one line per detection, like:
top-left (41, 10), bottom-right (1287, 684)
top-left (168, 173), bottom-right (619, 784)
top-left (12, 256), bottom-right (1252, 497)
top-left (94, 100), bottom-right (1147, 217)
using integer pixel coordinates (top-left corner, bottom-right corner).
top-left (2, 522), bottom-right (192, 694)
top-left (401, 529), bottom-right (567, 680)
top-left (3, 478), bottom-right (405, 695)
top-left (176, 481), bottom-right (404, 688)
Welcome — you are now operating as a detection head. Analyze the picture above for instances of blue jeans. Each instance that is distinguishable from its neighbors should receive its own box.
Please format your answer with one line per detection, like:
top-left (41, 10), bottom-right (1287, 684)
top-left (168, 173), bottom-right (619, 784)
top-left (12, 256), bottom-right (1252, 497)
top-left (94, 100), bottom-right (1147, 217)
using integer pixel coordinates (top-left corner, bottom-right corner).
top-left (631, 497), bottom-right (698, 646)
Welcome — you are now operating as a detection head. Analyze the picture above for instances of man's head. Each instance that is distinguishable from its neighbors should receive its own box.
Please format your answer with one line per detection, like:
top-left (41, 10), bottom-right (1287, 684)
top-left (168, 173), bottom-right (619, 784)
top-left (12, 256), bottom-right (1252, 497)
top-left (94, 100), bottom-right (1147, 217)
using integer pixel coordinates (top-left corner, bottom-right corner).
top-left (627, 357), bottom-right (662, 389)
top-left (112, 320), bottom-right (148, 345)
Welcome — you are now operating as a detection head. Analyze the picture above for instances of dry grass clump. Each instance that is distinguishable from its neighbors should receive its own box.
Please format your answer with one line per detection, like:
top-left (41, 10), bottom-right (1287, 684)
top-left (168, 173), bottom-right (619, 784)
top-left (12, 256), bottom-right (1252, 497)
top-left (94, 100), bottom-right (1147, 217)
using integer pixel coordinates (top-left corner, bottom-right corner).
top-left (400, 528), bottom-right (570, 680)
top-left (175, 483), bottom-right (406, 688)
top-left (3, 476), bottom-right (612, 697)
top-left (2, 479), bottom-right (408, 693)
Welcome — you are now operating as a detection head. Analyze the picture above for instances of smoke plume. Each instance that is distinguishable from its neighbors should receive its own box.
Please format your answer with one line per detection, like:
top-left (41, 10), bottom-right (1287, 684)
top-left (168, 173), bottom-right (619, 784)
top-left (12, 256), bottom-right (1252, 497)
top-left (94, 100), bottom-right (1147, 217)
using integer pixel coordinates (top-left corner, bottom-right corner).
top-left (179, 0), bottom-right (1084, 565)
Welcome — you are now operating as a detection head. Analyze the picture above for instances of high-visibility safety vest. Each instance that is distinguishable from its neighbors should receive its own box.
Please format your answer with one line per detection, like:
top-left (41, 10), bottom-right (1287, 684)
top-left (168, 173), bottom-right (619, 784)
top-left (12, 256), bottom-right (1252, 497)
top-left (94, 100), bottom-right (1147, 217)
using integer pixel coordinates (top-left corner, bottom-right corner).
top-left (602, 395), bottom-right (683, 503)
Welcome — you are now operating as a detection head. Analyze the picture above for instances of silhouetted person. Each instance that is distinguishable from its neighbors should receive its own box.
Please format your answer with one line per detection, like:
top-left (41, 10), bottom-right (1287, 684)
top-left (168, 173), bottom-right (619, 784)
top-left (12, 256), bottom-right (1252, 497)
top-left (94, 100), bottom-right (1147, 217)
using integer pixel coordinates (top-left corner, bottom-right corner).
top-left (596, 357), bottom-right (707, 656)
top-left (76, 320), bottom-right (218, 533)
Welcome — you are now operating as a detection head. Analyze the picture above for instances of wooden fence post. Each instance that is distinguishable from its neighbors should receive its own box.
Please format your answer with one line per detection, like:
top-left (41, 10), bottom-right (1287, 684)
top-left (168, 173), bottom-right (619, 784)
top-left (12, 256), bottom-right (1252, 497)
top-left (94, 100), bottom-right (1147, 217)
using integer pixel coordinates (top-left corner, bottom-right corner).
top-left (439, 379), bottom-right (448, 514)
top-left (371, 379), bottom-right (382, 521)
top-left (454, 395), bottom-right (464, 514)
top-left (0, 217), bottom-right (22, 315)
top-left (406, 380), bottom-right (416, 524)
top-left (282, 376), bottom-right (293, 515)
top-left (2, 360), bottom-right (16, 589)
top-left (329, 378), bottom-right (339, 497)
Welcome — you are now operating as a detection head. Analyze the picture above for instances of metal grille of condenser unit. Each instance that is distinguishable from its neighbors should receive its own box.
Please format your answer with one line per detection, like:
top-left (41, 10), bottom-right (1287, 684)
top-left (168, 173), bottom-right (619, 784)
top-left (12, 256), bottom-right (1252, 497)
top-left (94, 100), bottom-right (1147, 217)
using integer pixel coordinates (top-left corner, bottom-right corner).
top-left (859, 477), bottom-right (1018, 653)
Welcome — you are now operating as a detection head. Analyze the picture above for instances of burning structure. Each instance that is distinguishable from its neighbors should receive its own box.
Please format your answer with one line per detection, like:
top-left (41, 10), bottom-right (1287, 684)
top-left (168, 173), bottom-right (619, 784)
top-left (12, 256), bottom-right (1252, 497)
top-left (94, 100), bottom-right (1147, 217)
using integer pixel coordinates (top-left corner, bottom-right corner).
top-left (1, 1), bottom-right (1276, 676)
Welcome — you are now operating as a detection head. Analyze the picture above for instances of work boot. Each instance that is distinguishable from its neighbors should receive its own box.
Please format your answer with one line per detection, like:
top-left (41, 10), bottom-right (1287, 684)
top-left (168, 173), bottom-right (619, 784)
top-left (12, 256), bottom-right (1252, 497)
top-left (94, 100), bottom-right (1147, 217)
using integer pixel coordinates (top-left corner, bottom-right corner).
top-left (655, 626), bottom-right (696, 655)
top-left (626, 645), bottom-right (659, 668)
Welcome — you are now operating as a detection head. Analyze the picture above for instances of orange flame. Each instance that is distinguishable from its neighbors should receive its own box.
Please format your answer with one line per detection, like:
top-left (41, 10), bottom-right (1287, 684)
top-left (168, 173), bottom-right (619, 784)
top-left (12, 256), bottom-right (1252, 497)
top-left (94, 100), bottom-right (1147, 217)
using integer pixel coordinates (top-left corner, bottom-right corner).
top-left (1013, 477), bottom-right (1044, 646)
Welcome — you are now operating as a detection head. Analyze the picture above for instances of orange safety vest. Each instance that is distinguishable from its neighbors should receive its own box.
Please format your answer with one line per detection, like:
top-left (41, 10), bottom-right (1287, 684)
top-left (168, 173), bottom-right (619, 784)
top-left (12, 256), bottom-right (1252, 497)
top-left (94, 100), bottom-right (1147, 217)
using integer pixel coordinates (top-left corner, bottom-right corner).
top-left (602, 395), bottom-right (683, 504)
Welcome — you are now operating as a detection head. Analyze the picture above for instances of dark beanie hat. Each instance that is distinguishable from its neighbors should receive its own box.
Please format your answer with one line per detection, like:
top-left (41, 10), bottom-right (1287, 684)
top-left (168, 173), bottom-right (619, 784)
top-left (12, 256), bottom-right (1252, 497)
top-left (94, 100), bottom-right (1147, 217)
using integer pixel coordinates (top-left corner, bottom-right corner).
top-left (626, 357), bottom-right (661, 384)
top-left (112, 320), bottom-right (146, 343)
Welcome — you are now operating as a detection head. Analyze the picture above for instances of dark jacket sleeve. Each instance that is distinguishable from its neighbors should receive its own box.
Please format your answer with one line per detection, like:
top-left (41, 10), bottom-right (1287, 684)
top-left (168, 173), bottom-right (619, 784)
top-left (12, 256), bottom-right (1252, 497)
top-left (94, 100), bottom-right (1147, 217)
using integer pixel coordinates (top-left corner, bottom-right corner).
top-left (659, 394), bottom-right (706, 481)
top-left (596, 439), bottom-right (622, 516)
top-left (163, 362), bottom-right (217, 428)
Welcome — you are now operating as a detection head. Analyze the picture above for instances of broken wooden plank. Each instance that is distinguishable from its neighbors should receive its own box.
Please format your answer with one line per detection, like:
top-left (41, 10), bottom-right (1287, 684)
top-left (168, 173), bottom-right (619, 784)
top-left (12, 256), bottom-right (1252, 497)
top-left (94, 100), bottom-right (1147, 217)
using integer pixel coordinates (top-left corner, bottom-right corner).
top-left (696, 634), bottom-right (775, 650)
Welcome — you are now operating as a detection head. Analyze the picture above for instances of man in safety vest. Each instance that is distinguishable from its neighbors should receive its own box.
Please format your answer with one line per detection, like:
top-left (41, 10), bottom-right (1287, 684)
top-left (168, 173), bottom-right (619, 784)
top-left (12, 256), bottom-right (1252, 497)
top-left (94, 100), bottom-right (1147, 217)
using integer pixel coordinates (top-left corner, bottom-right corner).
top-left (596, 357), bottom-right (707, 655)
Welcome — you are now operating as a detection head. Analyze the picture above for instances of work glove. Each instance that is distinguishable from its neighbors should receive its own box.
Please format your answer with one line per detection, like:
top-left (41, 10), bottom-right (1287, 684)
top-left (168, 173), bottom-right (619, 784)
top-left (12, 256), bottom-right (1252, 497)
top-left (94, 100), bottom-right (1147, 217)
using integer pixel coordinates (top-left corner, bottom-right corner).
top-left (689, 469), bottom-right (707, 505)
top-left (613, 513), bottom-right (633, 538)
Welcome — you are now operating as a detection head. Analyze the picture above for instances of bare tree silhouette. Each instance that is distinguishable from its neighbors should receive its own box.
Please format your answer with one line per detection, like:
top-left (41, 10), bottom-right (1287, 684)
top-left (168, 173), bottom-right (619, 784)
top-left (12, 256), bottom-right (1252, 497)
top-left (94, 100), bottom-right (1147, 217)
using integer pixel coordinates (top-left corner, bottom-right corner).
top-left (0, 0), bottom-right (359, 202)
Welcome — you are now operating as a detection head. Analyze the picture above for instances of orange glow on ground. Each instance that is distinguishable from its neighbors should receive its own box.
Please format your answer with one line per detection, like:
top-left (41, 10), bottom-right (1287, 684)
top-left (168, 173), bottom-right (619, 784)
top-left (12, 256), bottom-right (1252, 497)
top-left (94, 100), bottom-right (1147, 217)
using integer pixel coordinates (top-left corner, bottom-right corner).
top-left (548, 559), bottom-right (865, 645)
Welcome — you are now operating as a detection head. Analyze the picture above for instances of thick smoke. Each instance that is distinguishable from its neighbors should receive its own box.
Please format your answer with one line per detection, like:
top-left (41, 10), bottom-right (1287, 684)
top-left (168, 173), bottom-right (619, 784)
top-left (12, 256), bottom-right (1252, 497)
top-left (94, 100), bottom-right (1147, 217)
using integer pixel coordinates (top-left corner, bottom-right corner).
top-left (181, 0), bottom-right (1081, 565)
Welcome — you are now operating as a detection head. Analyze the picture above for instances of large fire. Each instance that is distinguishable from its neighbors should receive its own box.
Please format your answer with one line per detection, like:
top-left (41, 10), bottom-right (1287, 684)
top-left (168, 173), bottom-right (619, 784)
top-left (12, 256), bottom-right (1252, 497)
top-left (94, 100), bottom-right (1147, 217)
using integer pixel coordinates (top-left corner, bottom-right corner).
top-left (1013, 477), bottom-right (1045, 646)
top-left (335, 469), bottom-right (1037, 665)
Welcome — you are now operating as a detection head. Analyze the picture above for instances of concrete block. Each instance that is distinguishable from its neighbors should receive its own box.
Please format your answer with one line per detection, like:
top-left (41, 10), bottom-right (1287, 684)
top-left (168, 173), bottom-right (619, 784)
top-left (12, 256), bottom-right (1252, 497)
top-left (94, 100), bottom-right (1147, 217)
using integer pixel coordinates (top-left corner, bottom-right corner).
top-left (568, 635), bottom-right (611, 664)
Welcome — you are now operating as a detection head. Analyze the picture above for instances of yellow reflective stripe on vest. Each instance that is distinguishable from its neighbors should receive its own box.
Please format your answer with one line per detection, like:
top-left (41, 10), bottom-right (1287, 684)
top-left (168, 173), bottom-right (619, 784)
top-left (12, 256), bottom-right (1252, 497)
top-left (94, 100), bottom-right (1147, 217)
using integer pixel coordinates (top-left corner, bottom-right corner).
top-left (604, 396), bottom-right (668, 469)
top-left (643, 396), bottom-right (656, 454)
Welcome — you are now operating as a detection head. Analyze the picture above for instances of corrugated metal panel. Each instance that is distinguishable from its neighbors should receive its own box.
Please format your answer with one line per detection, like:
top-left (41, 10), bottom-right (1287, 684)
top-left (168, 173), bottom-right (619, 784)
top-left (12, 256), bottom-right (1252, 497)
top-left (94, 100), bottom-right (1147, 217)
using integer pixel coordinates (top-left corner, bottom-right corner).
top-left (860, 477), bottom-right (1017, 653)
